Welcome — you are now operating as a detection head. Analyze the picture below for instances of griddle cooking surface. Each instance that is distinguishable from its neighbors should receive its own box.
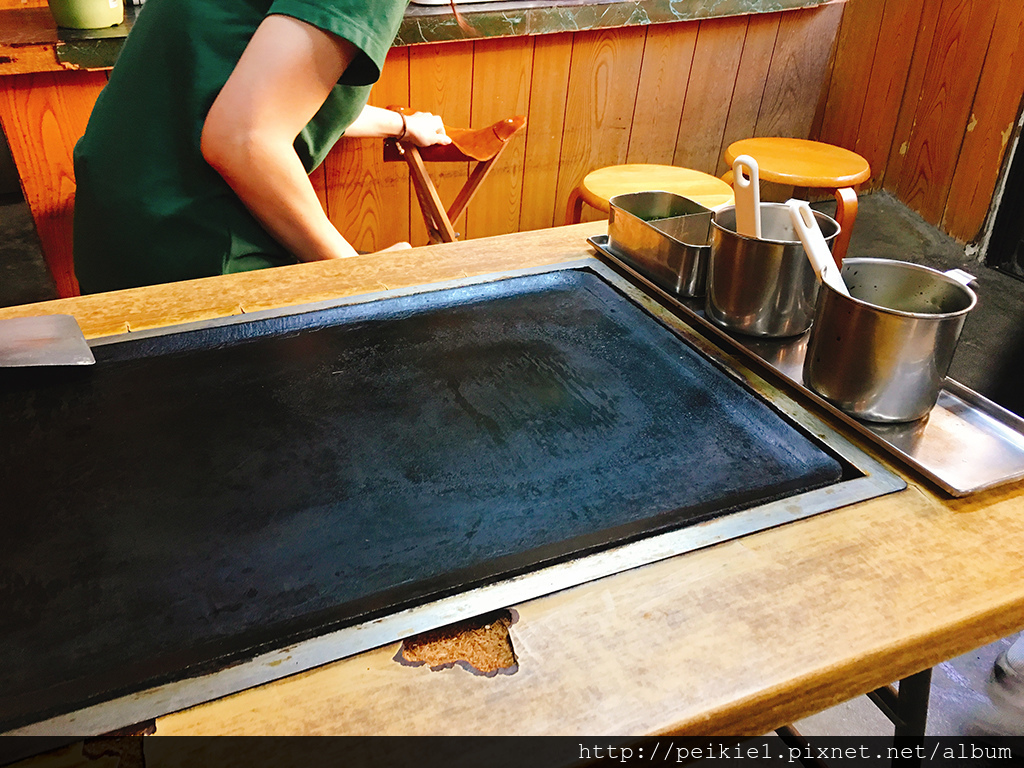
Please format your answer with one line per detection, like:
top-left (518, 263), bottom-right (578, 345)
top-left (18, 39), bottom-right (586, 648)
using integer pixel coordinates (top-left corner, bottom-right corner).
top-left (1, 270), bottom-right (841, 730)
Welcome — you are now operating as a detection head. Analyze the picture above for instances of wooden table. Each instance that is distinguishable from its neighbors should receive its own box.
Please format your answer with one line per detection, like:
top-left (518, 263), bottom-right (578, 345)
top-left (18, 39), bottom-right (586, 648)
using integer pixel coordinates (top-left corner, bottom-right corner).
top-left (2, 222), bottom-right (1023, 737)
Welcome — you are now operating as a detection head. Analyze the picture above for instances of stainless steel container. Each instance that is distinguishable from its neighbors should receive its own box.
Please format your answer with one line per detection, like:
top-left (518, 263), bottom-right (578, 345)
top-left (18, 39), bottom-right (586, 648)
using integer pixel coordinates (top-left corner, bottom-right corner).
top-left (608, 191), bottom-right (712, 297)
top-left (804, 258), bottom-right (977, 423)
top-left (707, 203), bottom-right (840, 337)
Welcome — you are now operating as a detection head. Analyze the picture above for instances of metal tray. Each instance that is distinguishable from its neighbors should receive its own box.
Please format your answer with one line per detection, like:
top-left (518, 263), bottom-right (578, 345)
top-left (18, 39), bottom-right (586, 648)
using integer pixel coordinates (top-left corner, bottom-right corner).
top-left (590, 234), bottom-right (1024, 496)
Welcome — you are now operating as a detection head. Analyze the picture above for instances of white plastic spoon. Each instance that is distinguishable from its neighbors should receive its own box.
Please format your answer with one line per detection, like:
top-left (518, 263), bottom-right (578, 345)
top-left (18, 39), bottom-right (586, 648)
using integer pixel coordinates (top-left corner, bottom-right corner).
top-left (787, 199), bottom-right (850, 296)
top-left (732, 154), bottom-right (762, 239)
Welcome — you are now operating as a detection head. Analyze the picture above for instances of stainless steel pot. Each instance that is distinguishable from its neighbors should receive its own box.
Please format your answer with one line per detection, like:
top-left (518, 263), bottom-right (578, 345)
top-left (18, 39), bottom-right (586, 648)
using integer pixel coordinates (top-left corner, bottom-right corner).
top-left (803, 258), bottom-right (977, 423)
top-left (707, 203), bottom-right (840, 337)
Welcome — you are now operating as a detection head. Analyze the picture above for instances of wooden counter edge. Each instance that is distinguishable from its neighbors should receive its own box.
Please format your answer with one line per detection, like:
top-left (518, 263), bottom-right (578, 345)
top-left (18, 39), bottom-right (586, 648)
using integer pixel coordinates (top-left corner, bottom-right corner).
top-left (0, 222), bottom-right (607, 336)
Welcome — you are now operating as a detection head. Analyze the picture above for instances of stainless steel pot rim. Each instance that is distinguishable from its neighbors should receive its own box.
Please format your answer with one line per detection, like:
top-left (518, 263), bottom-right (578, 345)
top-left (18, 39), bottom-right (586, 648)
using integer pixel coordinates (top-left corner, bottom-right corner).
top-left (712, 203), bottom-right (840, 246)
top-left (827, 257), bottom-right (978, 320)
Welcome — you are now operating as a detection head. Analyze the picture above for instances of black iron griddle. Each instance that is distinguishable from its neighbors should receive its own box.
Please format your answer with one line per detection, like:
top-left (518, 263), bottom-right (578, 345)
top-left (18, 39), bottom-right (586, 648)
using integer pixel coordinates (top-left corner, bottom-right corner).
top-left (0, 268), bottom-right (843, 731)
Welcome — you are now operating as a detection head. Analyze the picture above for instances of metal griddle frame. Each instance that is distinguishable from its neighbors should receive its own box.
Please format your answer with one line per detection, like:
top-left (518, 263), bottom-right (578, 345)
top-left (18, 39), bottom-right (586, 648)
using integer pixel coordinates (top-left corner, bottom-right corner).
top-left (8, 258), bottom-right (905, 736)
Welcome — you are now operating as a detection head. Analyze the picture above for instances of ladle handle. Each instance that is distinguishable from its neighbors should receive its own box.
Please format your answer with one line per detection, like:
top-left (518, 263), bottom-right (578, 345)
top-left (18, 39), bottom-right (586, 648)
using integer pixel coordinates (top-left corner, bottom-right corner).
top-left (732, 155), bottom-right (761, 239)
top-left (787, 200), bottom-right (850, 297)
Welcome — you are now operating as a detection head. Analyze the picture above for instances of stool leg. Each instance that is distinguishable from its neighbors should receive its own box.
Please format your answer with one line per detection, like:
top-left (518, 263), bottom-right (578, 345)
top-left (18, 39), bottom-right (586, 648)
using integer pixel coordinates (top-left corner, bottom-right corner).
top-left (403, 144), bottom-right (458, 243)
top-left (831, 187), bottom-right (858, 265)
top-left (566, 188), bottom-right (585, 226)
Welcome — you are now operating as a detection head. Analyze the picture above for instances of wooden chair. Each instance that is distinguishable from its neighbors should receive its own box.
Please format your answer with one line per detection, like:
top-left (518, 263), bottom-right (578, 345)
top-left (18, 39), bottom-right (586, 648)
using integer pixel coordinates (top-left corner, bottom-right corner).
top-left (565, 164), bottom-right (735, 225)
top-left (384, 108), bottom-right (527, 244)
top-left (723, 138), bottom-right (871, 263)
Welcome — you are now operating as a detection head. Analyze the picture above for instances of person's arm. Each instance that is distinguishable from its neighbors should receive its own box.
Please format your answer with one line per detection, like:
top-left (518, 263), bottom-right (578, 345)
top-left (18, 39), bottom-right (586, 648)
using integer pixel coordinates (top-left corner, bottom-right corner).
top-left (201, 15), bottom-right (443, 262)
top-left (342, 104), bottom-right (451, 146)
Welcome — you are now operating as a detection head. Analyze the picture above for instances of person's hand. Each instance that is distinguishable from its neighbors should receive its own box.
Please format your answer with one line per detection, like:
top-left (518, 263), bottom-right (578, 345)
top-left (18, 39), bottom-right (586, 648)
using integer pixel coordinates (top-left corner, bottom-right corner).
top-left (378, 241), bottom-right (412, 252)
top-left (402, 111), bottom-right (451, 148)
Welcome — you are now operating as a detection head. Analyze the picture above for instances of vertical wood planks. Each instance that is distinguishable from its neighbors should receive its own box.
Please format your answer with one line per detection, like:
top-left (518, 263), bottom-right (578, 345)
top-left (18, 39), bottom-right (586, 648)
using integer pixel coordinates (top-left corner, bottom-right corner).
top-left (554, 26), bottom-right (646, 223)
top-left (942, 1), bottom-right (1024, 241)
top-left (850, 0), bottom-right (926, 188)
top-left (756, 4), bottom-right (844, 141)
top-left (465, 36), bottom-right (533, 240)
top-left (816, 0), bottom-right (886, 158)
top-left (409, 40), bottom-right (474, 244)
top-left (716, 13), bottom-right (780, 177)
top-left (673, 16), bottom-right (747, 175)
top-left (816, 0), bottom-right (1024, 243)
top-left (892, 0), bottom-right (1000, 224)
top-left (519, 32), bottom-right (571, 232)
top-left (0, 69), bottom-right (106, 297)
top-left (626, 21), bottom-right (696, 166)
top-left (881, 1), bottom-right (943, 197)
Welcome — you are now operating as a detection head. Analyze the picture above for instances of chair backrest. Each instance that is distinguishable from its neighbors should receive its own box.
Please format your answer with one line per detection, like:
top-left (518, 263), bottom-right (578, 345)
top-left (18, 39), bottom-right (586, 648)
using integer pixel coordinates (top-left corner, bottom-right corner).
top-left (383, 108), bottom-right (527, 243)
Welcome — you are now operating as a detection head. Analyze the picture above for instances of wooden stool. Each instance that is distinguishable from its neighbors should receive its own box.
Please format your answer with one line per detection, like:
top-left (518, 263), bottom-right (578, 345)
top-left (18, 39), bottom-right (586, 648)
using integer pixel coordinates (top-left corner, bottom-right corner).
top-left (565, 164), bottom-right (735, 225)
top-left (385, 109), bottom-right (527, 244)
top-left (724, 138), bottom-right (871, 263)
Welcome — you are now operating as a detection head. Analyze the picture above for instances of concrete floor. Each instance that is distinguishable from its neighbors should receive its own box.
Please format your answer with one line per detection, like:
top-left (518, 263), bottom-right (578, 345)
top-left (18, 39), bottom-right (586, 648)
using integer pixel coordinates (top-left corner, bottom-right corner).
top-left (0, 191), bottom-right (1021, 737)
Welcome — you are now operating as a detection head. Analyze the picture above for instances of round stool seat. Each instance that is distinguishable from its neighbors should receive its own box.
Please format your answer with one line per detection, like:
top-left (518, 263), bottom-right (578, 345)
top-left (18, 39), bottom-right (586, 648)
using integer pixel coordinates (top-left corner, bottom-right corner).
top-left (578, 164), bottom-right (735, 213)
top-left (724, 138), bottom-right (870, 187)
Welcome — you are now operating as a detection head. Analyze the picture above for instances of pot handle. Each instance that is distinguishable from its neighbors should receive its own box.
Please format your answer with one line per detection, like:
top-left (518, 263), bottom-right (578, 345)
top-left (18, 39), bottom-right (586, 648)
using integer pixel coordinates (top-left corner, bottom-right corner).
top-left (944, 268), bottom-right (977, 287)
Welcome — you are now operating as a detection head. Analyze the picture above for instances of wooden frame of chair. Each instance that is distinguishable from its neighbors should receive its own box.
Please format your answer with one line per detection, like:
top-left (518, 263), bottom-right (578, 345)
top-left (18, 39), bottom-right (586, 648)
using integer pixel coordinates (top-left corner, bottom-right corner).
top-left (383, 112), bottom-right (527, 244)
top-left (385, 139), bottom-right (505, 244)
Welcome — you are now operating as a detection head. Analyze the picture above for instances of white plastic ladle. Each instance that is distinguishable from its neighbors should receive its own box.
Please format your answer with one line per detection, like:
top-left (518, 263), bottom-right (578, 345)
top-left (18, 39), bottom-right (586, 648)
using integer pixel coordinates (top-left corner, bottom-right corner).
top-left (732, 154), bottom-right (762, 239)
top-left (787, 199), bottom-right (850, 296)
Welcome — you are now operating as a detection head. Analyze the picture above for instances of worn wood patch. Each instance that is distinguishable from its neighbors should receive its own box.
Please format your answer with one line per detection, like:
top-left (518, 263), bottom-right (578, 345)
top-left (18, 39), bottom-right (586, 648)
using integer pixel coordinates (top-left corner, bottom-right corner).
top-left (398, 609), bottom-right (518, 676)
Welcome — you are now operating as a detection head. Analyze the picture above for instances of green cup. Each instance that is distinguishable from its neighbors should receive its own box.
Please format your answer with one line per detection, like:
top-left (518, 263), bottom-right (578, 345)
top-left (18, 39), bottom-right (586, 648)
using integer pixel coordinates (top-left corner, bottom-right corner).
top-left (47, 0), bottom-right (123, 29)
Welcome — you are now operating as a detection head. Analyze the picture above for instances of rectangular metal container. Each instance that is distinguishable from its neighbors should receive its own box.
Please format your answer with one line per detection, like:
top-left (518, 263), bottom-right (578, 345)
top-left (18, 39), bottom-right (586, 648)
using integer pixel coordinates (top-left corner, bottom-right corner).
top-left (608, 191), bottom-right (712, 297)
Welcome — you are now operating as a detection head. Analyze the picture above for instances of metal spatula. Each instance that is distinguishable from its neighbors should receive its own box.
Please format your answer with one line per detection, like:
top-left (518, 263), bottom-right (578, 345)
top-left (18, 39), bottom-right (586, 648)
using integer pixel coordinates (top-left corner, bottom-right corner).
top-left (0, 315), bottom-right (96, 367)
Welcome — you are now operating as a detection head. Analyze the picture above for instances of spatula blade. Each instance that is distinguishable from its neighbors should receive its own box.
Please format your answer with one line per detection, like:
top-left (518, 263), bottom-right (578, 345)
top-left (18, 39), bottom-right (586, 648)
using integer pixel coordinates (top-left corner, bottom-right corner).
top-left (0, 315), bottom-right (96, 367)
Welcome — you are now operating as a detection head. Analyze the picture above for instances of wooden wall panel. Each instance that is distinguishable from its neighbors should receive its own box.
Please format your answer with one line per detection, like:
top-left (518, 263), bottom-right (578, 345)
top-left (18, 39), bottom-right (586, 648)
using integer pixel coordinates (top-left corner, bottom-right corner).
top-left (880, 2), bottom-right (943, 198)
top-left (518, 32), bottom-right (571, 232)
top-left (815, 0), bottom-right (1024, 243)
top-left (554, 26), bottom-right (647, 223)
top-left (755, 4), bottom-right (844, 141)
top-left (465, 36), bottom-right (533, 240)
top-left (672, 16), bottom-right (747, 174)
top-left (942, 1), bottom-right (1024, 241)
top-left (716, 13), bottom-right (779, 177)
top-left (625, 22), bottom-right (696, 166)
top-left (892, 0), bottom-right (1000, 224)
top-left (0, 69), bottom-right (106, 297)
top-left (816, 0), bottom-right (885, 158)
top-left (849, 0), bottom-right (925, 187)
top-left (322, 137), bottom-right (380, 253)
top-left (408, 40), bottom-right (474, 244)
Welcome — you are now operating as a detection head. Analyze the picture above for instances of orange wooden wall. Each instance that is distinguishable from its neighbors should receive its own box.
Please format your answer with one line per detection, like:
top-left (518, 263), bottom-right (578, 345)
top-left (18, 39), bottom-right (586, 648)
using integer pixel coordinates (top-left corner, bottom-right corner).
top-left (320, 4), bottom-right (844, 251)
top-left (814, 0), bottom-right (1024, 244)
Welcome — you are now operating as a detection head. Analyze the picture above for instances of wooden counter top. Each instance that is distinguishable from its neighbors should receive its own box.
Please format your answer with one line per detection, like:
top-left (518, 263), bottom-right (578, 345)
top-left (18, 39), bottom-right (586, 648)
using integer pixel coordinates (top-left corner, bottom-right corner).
top-left (3, 222), bottom-right (1023, 736)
